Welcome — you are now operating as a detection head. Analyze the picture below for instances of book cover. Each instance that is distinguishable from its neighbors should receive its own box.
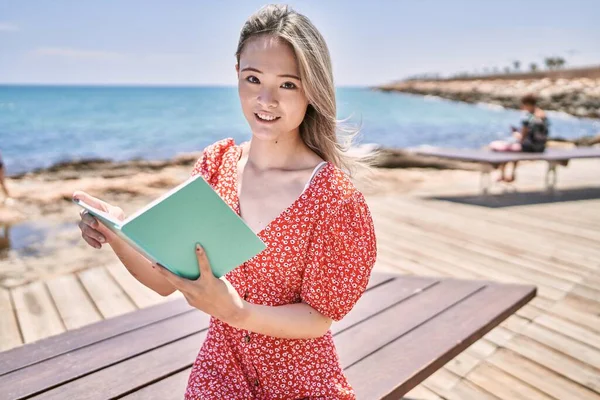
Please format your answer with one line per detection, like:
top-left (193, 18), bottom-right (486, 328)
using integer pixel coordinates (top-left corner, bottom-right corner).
top-left (73, 174), bottom-right (267, 279)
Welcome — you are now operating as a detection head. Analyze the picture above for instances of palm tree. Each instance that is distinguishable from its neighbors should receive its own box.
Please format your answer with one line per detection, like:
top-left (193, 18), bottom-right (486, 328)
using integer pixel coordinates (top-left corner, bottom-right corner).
top-left (513, 60), bottom-right (521, 71)
top-left (530, 63), bottom-right (538, 72)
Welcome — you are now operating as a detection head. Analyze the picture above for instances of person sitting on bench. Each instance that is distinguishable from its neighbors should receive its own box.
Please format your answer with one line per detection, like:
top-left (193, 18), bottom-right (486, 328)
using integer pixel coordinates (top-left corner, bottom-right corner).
top-left (488, 94), bottom-right (550, 182)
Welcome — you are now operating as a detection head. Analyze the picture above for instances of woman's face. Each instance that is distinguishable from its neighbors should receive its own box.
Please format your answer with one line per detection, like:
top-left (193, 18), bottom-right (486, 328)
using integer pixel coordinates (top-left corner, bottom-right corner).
top-left (236, 35), bottom-right (309, 142)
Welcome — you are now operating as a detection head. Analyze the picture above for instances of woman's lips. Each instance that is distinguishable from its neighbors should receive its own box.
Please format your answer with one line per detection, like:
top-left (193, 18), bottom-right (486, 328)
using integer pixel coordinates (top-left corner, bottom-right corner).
top-left (255, 113), bottom-right (281, 123)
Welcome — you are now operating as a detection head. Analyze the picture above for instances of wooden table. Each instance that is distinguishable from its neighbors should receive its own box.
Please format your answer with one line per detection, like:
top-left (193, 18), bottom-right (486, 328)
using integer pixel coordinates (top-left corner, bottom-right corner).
top-left (0, 273), bottom-right (535, 400)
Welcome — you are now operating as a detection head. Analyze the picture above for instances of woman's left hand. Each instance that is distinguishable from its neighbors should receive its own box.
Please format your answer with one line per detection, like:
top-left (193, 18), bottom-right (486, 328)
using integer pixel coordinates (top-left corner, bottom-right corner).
top-left (152, 243), bottom-right (246, 325)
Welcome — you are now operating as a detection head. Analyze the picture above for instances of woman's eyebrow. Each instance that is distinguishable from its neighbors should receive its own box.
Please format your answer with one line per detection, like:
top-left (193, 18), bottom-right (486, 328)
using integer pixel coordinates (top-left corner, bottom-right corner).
top-left (241, 67), bottom-right (301, 80)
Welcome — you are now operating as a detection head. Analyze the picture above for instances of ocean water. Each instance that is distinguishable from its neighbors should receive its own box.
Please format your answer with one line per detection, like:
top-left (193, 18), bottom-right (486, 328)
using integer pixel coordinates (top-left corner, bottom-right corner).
top-left (1, 85), bottom-right (598, 176)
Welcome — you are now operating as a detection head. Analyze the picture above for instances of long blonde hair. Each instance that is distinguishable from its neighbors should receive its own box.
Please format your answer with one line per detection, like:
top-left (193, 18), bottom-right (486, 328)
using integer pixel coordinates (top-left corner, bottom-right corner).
top-left (235, 4), bottom-right (369, 175)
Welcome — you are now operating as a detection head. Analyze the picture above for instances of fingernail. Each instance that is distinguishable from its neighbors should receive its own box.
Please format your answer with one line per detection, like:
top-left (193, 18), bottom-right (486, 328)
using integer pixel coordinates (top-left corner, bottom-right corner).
top-left (196, 243), bottom-right (202, 252)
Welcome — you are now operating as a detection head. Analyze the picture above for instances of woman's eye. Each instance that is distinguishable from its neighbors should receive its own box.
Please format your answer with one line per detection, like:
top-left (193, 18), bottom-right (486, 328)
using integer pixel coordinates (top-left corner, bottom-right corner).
top-left (246, 76), bottom-right (259, 84)
top-left (281, 82), bottom-right (297, 89)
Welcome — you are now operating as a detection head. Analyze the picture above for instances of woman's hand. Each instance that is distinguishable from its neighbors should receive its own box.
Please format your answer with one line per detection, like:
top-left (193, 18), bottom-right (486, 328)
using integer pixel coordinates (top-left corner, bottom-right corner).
top-left (512, 131), bottom-right (523, 141)
top-left (73, 190), bottom-right (126, 249)
top-left (152, 244), bottom-right (246, 325)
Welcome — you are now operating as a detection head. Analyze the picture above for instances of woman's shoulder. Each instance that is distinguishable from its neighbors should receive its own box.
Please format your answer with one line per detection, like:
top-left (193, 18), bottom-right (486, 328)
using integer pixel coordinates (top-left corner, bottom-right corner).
top-left (191, 137), bottom-right (238, 180)
top-left (318, 162), bottom-right (366, 207)
top-left (202, 138), bottom-right (237, 157)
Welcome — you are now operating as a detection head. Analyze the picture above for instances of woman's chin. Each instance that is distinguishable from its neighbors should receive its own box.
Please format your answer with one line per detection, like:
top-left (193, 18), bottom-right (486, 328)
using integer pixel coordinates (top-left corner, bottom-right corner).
top-left (250, 126), bottom-right (284, 141)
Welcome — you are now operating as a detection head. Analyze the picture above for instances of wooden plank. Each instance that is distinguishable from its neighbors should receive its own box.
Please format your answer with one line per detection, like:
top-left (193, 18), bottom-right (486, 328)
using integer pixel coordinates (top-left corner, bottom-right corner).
top-left (106, 263), bottom-right (165, 309)
top-left (377, 199), bottom-right (597, 271)
top-left (333, 275), bottom-right (439, 333)
top-left (486, 348), bottom-right (600, 400)
top-left (534, 313), bottom-right (600, 350)
top-left (569, 282), bottom-right (600, 303)
top-left (46, 274), bottom-right (102, 330)
top-left (345, 283), bottom-right (535, 399)
top-left (121, 369), bottom-right (192, 400)
top-left (510, 202), bottom-right (600, 231)
top-left (30, 333), bottom-right (206, 400)
top-left (335, 279), bottom-right (486, 370)
top-left (427, 196), bottom-right (600, 251)
top-left (1, 311), bottom-right (209, 400)
top-left (374, 208), bottom-right (579, 287)
top-left (78, 266), bottom-right (136, 319)
top-left (0, 287), bottom-right (22, 351)
top-left (548, 296), bottom-right (600, 334)
top-left (23, 276), bottom-right (479, 400)
top-left (466, 362), bottom-right (555, 400)
top-left (11, 282), bottom-right (65, 344)
top-left (465, 339), bottom-right (498, 360)
top-left (484, 326), bottom-right (516, 348)
top-left (503, 334), bottom-right (600, 392)
top-left (0, 298), bottom-right (191, 376)
top-left (420, 368), bottom-right (460, 395)
top-left (0, 272), bottom-right (395, 381)
top-left (520, 321), bottom-right (600, 369)
top-left (421, 368), bottom-right (499, 400)
top-left (375, 206), bottom-right (587, 289)
top-left (404, 383), bottom-right (445, 400)
top-left (444, 351), bottom-right (481, 377)
top-left (376, 225), bottom-right (567, 301)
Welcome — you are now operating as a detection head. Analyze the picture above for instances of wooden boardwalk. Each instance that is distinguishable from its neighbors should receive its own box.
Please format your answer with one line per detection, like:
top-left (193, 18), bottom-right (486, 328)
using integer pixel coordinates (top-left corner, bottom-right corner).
top-left (2, 159), bottom-right (600, 399)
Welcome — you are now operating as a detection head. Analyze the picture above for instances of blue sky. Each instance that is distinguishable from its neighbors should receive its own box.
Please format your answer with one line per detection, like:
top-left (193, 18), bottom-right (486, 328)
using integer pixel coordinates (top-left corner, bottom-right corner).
top-left (1, 0), bottom-right (598, 86)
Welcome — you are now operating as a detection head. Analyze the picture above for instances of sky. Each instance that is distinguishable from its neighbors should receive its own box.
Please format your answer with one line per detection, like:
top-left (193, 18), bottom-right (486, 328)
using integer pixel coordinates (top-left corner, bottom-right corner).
top-left (1, 0), bottom-right (599, 86)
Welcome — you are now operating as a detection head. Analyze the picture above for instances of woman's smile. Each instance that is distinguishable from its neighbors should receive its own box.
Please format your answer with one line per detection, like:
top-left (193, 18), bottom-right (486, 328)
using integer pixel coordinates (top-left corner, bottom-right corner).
top-left (255, 112), bottom-right (281, 123)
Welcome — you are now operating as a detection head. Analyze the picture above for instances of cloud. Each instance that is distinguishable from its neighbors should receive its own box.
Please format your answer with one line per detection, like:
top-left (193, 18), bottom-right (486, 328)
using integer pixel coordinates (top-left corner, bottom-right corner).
top-left (0, 22), bottom-right (19, 32)
top-left (32, 47), bottom-right (124, 60)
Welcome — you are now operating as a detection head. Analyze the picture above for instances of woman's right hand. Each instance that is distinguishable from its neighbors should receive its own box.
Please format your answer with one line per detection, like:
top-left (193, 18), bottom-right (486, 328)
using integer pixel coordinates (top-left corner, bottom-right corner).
top-left (73, 190), bottom-right (126, 249)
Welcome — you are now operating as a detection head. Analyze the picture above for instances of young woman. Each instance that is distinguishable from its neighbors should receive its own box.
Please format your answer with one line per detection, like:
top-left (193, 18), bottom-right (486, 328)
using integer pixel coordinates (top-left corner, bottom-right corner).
top-left (489, 94), bottom-right (550, 182)
top-left (74, 4), bottom-right (377, 399)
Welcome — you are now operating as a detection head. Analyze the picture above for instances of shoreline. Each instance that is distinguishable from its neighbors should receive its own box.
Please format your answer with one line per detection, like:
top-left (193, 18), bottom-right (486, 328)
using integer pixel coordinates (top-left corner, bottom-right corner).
top-left (375, 68), bottom-right (600, 119)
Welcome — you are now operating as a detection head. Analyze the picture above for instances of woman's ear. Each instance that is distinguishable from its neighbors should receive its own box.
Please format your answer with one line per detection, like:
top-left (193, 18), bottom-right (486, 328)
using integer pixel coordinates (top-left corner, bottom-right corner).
top-left (235, 64), bottom-right (239, 75)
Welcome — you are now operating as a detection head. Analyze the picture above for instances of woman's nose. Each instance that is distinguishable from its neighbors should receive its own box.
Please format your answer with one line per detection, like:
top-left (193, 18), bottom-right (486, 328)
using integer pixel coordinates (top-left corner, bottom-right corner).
top-left (257, 88), bottom-right (278, 109)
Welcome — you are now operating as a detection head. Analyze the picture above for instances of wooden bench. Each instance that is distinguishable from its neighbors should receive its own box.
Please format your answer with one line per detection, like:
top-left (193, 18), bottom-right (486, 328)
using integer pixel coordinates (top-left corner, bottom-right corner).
top-left (0, 273), bottom-right (535, 400)
top-left (414, 147), bottom-right (600, 195)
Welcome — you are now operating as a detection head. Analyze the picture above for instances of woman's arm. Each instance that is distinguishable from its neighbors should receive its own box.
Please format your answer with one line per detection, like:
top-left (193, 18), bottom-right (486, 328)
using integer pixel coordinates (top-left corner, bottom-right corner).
top-left (110, 239), bottom-right (177, 297)
top-left (230, 301), bottom-right (332, 339)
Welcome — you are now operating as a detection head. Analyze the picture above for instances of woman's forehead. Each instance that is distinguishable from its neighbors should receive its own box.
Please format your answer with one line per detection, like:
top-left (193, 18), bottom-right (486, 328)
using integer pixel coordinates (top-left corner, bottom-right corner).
top-left (239, 35), bottom-right (299, 75)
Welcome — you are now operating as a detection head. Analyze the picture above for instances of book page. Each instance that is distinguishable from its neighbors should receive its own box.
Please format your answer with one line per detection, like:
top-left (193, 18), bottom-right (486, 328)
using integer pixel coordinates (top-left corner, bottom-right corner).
top-left (73, 198), bottom-right (123, 228)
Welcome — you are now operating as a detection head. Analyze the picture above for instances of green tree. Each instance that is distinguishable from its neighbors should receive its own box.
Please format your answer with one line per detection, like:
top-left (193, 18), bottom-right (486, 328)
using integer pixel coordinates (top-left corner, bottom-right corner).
top-left (544, 57), bottom-right (555, 70)
top-left (530, 63), bottom-right (538, 72)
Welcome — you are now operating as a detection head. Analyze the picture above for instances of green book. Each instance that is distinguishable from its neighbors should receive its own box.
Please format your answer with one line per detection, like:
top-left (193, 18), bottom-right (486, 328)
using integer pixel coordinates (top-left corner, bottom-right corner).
top-left (73, 174), bottom-right (266, 280)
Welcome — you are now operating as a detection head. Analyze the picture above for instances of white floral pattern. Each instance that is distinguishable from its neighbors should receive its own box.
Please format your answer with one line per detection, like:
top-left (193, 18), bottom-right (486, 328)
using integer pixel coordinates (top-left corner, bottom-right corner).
top-left (185, 138), bottom-right (377, 399)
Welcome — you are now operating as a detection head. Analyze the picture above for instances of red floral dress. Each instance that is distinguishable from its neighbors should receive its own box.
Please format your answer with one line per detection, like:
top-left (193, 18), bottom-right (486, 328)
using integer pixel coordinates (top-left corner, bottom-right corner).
top-left (185, 138), bottom-right (377, 399)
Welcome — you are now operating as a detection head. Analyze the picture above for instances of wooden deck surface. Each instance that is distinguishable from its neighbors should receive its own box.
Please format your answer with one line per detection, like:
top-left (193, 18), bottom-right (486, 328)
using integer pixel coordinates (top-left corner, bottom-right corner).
top-left (0, 273), bottom-right (534, 400)
top-left (2, 159), bottom-right (600, 399)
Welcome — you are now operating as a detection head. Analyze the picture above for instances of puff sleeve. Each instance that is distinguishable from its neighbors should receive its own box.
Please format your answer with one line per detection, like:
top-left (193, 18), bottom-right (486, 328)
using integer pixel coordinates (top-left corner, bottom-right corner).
top-left (190, 138), bottom-right (235, 186)
top-left (300, 192), bottom-right (377, 321)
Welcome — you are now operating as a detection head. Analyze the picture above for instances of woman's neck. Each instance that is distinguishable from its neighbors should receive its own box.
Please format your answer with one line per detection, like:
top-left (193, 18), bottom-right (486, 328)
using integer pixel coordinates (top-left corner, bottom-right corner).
top-left (243, 133), bottom-right (309, 171)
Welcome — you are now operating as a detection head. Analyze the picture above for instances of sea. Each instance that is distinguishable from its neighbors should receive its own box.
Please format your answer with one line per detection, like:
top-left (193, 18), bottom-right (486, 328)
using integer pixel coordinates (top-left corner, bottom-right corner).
top-left (1, 85), bottom-right (599, 176)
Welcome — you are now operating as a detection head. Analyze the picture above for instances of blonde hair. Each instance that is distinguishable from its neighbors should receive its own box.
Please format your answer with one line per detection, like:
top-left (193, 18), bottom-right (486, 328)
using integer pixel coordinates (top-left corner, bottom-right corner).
top-left (235, 4), bottom-right (372, 175)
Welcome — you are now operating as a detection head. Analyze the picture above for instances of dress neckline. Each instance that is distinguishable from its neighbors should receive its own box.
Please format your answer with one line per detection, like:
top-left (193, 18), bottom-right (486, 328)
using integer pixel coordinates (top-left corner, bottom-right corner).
top-left (231, 143), bottom-right (330, 237)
